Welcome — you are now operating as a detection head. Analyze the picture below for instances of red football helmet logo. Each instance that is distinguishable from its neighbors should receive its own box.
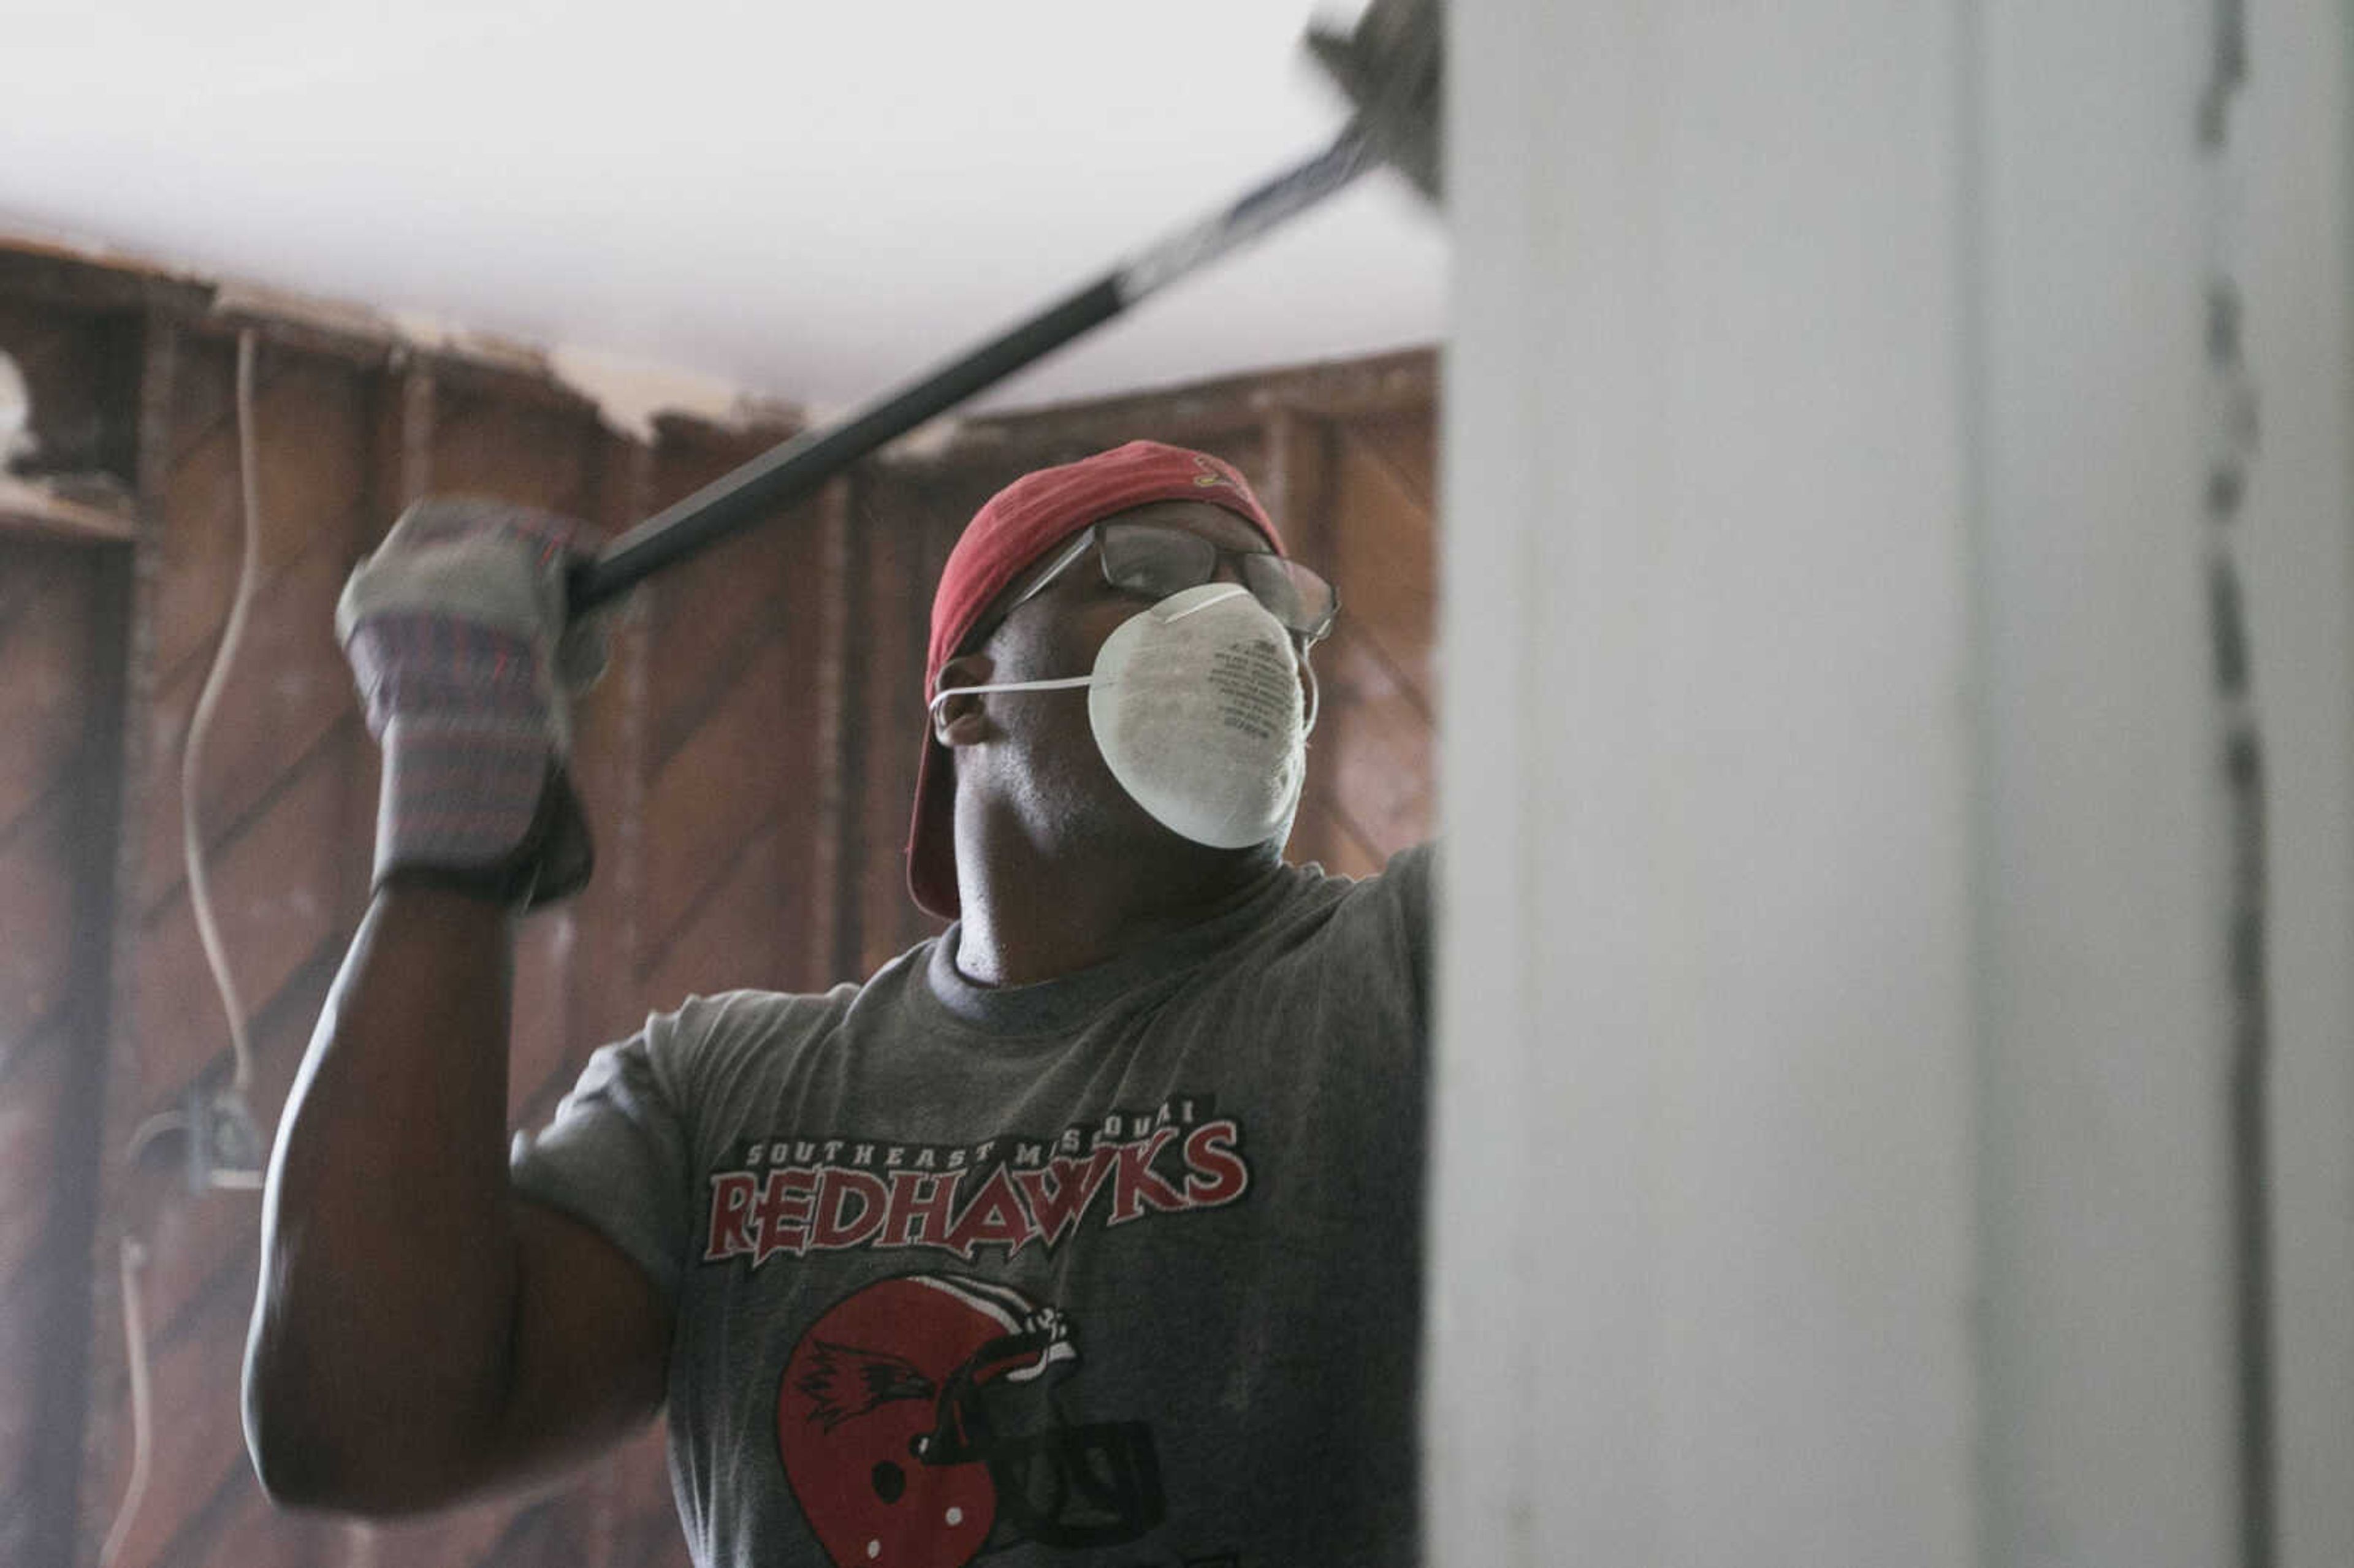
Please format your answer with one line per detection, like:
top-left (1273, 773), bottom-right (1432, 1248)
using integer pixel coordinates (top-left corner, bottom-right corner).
top-left (778, 1274), bottom-right (1162, 1568)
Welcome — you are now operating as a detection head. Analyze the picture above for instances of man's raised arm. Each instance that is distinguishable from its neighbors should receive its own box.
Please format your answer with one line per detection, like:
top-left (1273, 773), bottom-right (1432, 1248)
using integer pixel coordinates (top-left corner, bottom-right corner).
top-left (242, 500), bottom-right (670, 1515)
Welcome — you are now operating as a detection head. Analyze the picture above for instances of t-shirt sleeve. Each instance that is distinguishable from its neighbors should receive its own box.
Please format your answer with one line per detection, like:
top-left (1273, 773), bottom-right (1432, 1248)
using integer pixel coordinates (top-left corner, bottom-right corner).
top-left (1359, 840), bottom-right (1437, 1028)
top-left (508, 1007), bottom-right (701, 1307)
top-left (1311, 840), bottom-right (1437, 1050)
top-left (1385, 840), bottom-right (1436, 1011)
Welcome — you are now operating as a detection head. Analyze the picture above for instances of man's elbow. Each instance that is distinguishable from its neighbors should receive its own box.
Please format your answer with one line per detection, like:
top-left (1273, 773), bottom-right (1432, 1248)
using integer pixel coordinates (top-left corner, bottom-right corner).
top-left (244, 1374), bottom-right (336, 1511)
top-left (243, 1347), bottom-right (360, 1512)
top-left (242, 1346), bottom-right (456, 1517)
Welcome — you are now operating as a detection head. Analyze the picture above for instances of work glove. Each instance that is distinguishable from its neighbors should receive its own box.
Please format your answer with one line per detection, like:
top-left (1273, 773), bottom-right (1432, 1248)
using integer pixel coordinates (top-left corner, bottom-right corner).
top-left (335, 498), bottom-right (607, 908)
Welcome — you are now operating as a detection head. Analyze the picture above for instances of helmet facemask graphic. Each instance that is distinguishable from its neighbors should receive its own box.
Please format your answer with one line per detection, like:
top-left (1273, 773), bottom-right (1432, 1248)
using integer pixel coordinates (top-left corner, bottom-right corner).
top-left (779, 1275), bottom-right (1165, 1568)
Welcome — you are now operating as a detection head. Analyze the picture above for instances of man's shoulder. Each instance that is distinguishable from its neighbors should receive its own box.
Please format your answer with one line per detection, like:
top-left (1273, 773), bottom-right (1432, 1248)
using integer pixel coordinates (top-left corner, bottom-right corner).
top-left (647, 955), bottom-right (913, 1059)
top-left (661, 983), bottom-right (852, 1032)
top-left (1255, 843), bottom-right (1434, 1020)
top-left (1280, 840), bottom-right (1434, 931)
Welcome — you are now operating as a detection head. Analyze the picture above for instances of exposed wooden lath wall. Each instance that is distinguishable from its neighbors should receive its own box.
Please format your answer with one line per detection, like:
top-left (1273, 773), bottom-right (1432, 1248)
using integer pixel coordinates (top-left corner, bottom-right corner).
top-left (0, 240), bottom-right (1434, 1568)
top-left (0, 535), bottom-right (131, 1568)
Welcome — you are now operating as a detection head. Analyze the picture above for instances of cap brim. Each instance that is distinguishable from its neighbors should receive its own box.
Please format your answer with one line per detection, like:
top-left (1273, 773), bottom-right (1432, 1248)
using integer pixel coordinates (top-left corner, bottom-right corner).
top-left (905, 726), bottom-right (961, 921)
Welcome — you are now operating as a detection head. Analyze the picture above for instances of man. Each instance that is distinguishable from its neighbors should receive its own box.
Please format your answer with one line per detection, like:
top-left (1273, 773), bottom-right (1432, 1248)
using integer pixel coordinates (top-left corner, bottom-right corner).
top-left (244, 440), bottom-right (1431, 1568)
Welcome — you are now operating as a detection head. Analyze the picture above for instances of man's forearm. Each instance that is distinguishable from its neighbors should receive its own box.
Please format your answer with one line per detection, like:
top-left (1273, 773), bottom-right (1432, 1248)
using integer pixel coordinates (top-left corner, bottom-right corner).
top-left (243, 885), bottom-right (525, 1510)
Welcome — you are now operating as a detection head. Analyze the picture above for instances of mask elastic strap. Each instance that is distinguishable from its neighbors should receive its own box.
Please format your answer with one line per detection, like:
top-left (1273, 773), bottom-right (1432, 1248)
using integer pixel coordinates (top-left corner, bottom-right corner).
top-left (1303, 658), bottom-right (1321, 737)
top-left (1164, 582), bottom-right (1252, 622)
top-left (926, 674), bottom-right (1092, 716)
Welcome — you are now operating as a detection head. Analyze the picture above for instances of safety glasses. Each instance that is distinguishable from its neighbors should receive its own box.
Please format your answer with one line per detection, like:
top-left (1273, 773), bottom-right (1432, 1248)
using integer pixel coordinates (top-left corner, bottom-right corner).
top-left (1007, 520), bottom-right (1340, 643)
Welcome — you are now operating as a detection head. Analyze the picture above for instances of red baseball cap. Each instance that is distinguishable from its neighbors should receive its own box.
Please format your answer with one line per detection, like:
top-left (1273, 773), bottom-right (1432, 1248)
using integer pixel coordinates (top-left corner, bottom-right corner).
top-left (906, 440), bottom-right (1285, 919)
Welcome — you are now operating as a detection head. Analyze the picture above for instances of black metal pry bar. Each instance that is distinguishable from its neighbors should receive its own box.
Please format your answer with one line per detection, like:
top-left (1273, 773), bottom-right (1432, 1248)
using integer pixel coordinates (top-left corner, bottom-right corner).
top-left (567, 124), bottom-right (1382, 613)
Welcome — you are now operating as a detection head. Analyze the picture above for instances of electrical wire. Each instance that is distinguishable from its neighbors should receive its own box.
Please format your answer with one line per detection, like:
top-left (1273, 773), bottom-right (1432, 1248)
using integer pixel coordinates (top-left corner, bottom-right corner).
top-left (99, 327), bottom-right (275, 1566)
top-left (95, 1239), bottom-right (153, 1568)
top-left (182, 328), bottom-right (268, 1103)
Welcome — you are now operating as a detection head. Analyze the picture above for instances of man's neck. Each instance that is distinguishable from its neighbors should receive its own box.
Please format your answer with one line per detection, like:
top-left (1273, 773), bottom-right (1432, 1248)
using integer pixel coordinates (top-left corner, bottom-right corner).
top-left (951, 832), bottom-right (1281, 988)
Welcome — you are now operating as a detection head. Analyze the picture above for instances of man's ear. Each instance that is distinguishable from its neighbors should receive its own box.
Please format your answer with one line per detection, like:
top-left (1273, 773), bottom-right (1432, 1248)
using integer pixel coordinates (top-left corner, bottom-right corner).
top-left (931, 653), bottom-right (995, 747)
top-left (1296, 642), bottom-right (1322, 734)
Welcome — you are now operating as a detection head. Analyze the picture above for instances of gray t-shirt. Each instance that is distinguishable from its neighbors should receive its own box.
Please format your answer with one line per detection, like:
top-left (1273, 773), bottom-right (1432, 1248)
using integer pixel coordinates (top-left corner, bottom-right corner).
top-left (511, 845), bottom-right (1431, 1568)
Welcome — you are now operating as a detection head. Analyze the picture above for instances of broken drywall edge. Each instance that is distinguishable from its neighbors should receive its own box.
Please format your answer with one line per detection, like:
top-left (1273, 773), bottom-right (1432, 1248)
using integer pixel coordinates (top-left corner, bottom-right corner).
top-left (873, 411), bottom-right (970, 462)
top-left (216, 280), bottom-right (402, 345)
top-left (0, 216), bottom-right (199, 280)
top-left (0, 234), bottom-right (806, 444)
top-left (4, 226), bottom-right (984, 463)
top-left (541, 341), bottom-right (799, 444)
top-left (386, 309), bottom-right (554, 379)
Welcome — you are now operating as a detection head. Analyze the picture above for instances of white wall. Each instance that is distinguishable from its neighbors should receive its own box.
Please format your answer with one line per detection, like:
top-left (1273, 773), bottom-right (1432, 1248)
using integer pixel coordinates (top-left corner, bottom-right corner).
top-left (2243, 6), bottom-right (2354, 1564)
top-left (1431, 0), bottom-right (2354, 1562)
top-left (1971, 3), bottom-right (2235, 1561)
top-left (1433, 3), bottom-right (1981, 1561)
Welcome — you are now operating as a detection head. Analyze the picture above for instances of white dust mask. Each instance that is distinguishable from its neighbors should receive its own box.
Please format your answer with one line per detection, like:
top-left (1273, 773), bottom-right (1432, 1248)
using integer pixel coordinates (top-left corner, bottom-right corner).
top-left (928, 582), bottom-right (1316, 848)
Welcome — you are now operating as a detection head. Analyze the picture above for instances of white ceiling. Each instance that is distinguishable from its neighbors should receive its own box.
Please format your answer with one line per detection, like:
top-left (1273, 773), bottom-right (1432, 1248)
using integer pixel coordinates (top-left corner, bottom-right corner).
top-left (1, 0), bottom-right (1445, 417)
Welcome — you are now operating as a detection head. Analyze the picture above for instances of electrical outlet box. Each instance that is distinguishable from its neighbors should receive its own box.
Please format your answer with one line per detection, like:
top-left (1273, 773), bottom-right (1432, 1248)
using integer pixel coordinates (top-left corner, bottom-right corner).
top-left (183, 1086), bottom-right (267, 1192)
